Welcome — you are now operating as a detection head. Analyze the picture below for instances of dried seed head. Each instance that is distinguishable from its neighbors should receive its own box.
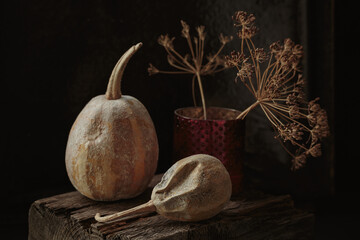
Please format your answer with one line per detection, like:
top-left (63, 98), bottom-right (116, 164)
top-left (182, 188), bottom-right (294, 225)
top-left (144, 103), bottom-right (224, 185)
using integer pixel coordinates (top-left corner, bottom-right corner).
top-left (270, 41), bottom-right (283, 54)
top-left (296, 74), bottom-right (305, 87)
top-left (284, 38), bottom-right (295, 50)
top-left (206, 54), bottom-right (226, 67)
top-left (252, 48), bottom-right (268, 63)
top-left (225, 51), bottom-right (245, 67)
top-left (311, 109), bottom-right (330, 141)
top-left (232, 11), bottom-right (258, 39)
top-left (181, 20), bottom-right (190, 38)
top-left (307, 112), bottom-right (317, 127)
top-left (219, 33), bottom-right (233, 45)
top-left (289, 105), bottom-right (301, 119)
top-left (307, 143), bottom-right (322, 158)
top-left (290, 123), bottom-right (304, 141)
top-left (237, 60), bottom-right (254, 79)
top-left (270, 39), bottom-right (303, 71)
top-left (291, 153), bottom-right (307, 170)
top-left (293, 44), bottom-right (304, 58)
top-left (233, 11), bottom-right (256, 27)
top-left (237, 26), bottom-right (258, 39)
top-left (286, 93), bottom-right (300, 105)
top-left (308, 97), bottom-right (321, 112)
top-left (148, 63), bottom-right (159, 76)
top-left (158, 35), bottom-right (175, 49)
top-left (196, 25), bottom-right (206, 40)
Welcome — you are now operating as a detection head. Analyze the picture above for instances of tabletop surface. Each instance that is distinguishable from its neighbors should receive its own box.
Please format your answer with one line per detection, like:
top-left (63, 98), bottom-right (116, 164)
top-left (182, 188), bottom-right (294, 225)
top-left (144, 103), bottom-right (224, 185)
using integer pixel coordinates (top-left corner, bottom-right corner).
top-left (28, 175), bottom-right (314, 240)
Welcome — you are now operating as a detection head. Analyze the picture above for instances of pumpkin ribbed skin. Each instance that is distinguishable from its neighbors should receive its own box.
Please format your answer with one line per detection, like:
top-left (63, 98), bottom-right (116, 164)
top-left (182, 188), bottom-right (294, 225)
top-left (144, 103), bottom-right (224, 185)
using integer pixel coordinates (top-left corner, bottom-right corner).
top-left (65, 43), bottom-right (158, 201)
top-left (65, 95), bottom-right (158, 201)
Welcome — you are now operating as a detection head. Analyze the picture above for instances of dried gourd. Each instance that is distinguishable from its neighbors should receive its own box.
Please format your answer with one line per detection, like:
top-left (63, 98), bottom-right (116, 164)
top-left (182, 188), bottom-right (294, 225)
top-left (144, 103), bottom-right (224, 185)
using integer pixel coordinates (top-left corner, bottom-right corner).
top-left (95, 154), bottom-right (232, 222)
top-left (65, 43), bottom-right (159, 201)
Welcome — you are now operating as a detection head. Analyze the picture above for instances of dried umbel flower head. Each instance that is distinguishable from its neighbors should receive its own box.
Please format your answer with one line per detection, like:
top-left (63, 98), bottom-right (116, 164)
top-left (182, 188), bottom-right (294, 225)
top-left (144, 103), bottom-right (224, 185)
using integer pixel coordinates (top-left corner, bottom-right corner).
top-left (232, 11), bottom-right (257, 39)
top-left (148, 20), bottom-right (233, 120)
top-left (226, 11), bottom-right (330, 170)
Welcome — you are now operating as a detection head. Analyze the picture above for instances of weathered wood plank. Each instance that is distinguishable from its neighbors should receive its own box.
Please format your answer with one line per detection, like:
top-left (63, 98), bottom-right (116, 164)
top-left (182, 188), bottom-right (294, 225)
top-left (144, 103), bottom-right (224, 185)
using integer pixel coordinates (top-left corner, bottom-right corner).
top-left (28, 175), bottom-right (314, 240)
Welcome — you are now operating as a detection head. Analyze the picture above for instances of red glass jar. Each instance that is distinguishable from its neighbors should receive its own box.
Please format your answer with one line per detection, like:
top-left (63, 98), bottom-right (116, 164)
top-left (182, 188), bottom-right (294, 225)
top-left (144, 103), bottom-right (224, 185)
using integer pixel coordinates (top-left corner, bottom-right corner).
top-left (173, 107), bottom-right (246, 195)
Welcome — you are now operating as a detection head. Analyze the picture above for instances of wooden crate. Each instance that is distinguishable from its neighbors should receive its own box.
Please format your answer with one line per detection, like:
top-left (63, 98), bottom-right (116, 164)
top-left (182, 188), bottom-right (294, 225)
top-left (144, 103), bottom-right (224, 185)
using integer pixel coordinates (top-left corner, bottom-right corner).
top-left (28, 175), bottom-right (314, 239)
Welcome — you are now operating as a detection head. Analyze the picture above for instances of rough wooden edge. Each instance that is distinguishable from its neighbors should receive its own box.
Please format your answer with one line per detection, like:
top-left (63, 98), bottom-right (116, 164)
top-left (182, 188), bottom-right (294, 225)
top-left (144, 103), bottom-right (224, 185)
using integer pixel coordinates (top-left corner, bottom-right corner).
top-left (28, 175), bottom-right (315, 240)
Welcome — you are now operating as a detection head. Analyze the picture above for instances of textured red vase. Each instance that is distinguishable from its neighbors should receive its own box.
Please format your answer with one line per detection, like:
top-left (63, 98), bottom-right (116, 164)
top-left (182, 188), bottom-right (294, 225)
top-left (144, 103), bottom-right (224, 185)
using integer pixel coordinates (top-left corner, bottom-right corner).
top-left (173, 107), bottom-right (246, 195)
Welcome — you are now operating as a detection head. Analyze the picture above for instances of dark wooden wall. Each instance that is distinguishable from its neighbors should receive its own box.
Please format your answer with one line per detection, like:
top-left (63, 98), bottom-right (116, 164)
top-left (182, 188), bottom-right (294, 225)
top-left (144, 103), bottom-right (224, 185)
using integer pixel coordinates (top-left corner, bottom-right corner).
top-left (1, 0), bottom-right (358, 238)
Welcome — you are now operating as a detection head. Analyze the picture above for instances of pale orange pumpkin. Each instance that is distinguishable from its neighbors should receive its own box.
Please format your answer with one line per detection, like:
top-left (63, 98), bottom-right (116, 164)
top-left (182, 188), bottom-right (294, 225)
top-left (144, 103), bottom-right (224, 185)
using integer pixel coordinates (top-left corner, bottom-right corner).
top-left (65, 43), bottom-right (159, 201)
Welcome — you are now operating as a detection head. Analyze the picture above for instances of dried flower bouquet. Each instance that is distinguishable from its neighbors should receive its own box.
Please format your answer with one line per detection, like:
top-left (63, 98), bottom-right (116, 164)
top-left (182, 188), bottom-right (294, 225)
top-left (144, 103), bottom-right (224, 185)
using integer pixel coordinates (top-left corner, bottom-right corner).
top-left (148, 20), bottom-right (232, 120)
top-left (148, 11), bottom-right (330, 170)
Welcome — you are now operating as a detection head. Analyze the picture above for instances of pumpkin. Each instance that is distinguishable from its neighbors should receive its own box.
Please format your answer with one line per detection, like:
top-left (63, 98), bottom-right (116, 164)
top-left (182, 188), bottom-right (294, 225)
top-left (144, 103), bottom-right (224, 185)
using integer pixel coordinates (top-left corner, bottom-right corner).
top-left (95, 154), bottom-right (232, 222)
top-left (65, 43), bottom-right (159, 201)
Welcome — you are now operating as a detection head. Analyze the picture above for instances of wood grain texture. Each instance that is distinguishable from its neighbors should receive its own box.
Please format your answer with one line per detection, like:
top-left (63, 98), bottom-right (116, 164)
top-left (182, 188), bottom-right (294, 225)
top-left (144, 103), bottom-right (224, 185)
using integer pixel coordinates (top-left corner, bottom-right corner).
top-left (29, 175), bottom-right (314, 240)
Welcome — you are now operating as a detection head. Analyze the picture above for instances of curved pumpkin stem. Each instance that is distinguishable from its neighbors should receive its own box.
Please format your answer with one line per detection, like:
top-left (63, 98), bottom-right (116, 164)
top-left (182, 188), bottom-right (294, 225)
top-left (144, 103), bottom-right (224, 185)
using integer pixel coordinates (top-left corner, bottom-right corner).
top-left (105, 42), bottom-right (143, 100)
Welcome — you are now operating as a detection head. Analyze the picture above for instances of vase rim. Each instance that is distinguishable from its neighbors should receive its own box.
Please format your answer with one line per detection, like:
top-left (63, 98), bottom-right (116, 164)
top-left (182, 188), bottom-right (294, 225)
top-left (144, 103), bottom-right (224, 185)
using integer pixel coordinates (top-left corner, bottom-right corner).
top-left (174, 106), bottom-right (243, 121)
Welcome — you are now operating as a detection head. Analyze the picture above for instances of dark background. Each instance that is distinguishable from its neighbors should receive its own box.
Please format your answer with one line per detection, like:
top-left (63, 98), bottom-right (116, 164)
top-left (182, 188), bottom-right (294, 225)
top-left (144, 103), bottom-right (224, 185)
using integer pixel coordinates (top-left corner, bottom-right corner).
top-left (1, 0), bottom-right (358, 239)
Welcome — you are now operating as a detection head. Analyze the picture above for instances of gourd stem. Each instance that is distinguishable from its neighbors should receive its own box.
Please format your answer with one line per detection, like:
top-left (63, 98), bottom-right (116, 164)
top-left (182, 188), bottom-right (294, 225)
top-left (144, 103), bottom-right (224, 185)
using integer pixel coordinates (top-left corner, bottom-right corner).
top-left (105, 42), bottom-right (143, 100)
top-left (95, 200), bottom-right (156, 223)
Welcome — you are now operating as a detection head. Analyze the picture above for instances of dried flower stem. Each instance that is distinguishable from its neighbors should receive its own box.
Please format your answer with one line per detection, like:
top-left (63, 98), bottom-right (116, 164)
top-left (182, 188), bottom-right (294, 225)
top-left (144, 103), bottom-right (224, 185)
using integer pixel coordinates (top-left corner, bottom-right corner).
top-left (236, 100), bottom-right (261, 119)
top-left (196, 72), bottom-right (207, 119)
top-left (148, 21), bottom-right (233, 120)
top-left (191, 75), bottom-right (197, 106)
